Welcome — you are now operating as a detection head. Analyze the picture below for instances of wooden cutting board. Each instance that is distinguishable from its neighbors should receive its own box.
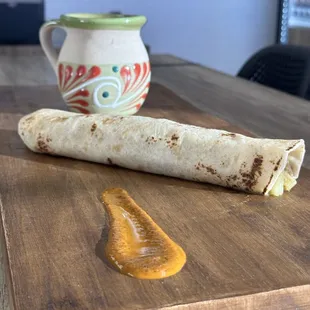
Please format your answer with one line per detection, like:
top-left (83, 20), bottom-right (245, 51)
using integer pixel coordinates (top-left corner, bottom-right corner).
top-left (0, 83), bottom-right (310, 310)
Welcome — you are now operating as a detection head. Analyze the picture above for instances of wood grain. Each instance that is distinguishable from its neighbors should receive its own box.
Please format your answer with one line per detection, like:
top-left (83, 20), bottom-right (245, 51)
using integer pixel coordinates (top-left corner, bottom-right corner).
top-left (0, 83), bottom-right (310, 309)
top-left (162, 285), bottom-right (310, 309)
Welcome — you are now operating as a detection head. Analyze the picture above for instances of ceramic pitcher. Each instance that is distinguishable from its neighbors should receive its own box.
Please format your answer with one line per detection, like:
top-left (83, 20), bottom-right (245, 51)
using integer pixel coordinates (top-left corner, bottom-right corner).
top-left (39, 13), bottom-right (151, 115)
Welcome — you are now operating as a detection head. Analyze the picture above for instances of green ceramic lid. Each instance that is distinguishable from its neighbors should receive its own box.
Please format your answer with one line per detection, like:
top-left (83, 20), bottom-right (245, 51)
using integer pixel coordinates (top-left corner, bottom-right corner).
top-left (59, 13), bottom-right (147, 30)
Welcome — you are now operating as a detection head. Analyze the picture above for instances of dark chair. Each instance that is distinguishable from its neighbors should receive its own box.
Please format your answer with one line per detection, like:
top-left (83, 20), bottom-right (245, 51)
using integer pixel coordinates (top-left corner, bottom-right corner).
top-left (237, 44), bottom-right (310, 99)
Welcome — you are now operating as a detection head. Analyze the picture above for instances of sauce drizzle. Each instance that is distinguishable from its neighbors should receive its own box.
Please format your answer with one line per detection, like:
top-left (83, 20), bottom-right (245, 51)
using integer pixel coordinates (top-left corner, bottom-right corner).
top-left (101, 188), bottom-right (186, 279)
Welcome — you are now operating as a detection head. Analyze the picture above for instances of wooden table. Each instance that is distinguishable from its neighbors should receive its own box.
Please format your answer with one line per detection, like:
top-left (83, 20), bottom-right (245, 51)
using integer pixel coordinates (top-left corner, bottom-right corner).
top-left (0, 48), bottom-right (310, 309)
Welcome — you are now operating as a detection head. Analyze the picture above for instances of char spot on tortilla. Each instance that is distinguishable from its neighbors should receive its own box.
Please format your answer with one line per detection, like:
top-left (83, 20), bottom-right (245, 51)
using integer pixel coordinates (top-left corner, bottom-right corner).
top-left (221, 133), bottom-right (236, 138)
top-left (37, 134), bottom-right (51, 153)
top-left (227, 175), bottom-right (238, 182)
top-left (226, 175), bottom-right (240, 188)
top-left (107, 158), bottom-right (113, 165)
top-left (253, 157), bottom-right (263, 167)
top-left (195, 162), bottom-right (217, 175)
top-left (91, 123), bottom-right (97, 133)
top-left (263, 173), bottom-right (274, 194)
top-left (146, 136), bottom-right (158, 144)
top-left (171, 134), bottom-right (179, 141)
top-left (273, 157), bottom-right (282, 172)
top-left (286, 142), bottom-right (298, 151)
top-left (37, 140), bottom-right (49, 152)
top-left (240, 155), bottom-right (263, 190)
top-left (166, 139), bottom-right (178, 149)
top-left (165, 137), bottom-right (178, 149)
top-left (206, 166), bottom-right (217, 175)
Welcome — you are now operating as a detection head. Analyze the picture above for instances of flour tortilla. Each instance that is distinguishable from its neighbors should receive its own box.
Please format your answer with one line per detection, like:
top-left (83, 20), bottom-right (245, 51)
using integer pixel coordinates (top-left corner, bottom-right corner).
top-left (18, 109), bottom-right (305, 195)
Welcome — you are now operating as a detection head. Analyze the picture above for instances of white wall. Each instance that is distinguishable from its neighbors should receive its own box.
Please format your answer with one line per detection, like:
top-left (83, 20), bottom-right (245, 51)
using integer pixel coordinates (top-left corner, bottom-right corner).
top-left (45, 0), bottom-right (279, 75)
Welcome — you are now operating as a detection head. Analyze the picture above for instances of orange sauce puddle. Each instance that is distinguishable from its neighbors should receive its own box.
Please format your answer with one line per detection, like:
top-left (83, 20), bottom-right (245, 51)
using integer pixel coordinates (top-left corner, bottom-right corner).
top-left (101, 188), bottom-right (186, 279)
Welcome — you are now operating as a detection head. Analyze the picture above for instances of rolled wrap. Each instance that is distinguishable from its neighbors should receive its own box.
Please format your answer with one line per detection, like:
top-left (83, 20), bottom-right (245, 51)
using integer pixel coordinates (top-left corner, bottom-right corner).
top-left (18, 109), bottom-right (305, 195)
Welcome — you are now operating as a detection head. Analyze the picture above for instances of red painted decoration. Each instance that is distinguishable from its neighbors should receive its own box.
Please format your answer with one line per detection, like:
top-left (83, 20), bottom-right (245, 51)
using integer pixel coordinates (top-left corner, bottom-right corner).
top-left (67, 89), bottom-right (89, 100)
top-left (70, 106), bottom-right (90, 114)
top-left (58, 61), bottom-right (150, 115)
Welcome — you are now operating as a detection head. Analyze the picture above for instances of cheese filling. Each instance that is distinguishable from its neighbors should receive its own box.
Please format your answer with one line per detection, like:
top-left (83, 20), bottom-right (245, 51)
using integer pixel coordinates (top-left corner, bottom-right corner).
top-left (269, 171), bottom-right (297, 196)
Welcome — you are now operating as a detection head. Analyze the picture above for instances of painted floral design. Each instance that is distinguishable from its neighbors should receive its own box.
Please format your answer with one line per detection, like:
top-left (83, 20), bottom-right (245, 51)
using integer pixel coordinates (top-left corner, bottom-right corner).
top-left (120, 62), bottom-right (151, 112)
top-left (58, 64), bottom-right (101, 114)
top-left (57, 62), bottom-right (151, 115)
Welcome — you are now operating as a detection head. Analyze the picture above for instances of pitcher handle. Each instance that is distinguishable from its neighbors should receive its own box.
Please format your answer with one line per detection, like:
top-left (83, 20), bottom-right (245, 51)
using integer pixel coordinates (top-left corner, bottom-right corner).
top-left (39, 19), bottom-right (62, 73)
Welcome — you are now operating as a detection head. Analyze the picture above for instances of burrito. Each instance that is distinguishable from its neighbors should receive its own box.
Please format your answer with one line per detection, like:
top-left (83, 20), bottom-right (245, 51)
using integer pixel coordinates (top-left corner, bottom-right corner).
top-left (18, 109), bottom-right (305, 196)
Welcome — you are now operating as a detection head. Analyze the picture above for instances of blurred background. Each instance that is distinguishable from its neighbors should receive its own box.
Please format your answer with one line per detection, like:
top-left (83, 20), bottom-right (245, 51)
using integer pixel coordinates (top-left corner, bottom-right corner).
top-left (1, 0), bottom-right (310, 75)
